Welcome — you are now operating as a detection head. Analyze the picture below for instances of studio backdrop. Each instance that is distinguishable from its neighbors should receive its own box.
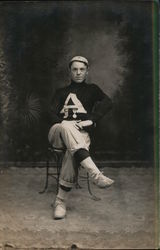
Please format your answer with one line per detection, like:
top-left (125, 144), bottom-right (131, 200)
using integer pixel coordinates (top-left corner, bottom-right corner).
top-left (0, 1), bottom-right (154, 165)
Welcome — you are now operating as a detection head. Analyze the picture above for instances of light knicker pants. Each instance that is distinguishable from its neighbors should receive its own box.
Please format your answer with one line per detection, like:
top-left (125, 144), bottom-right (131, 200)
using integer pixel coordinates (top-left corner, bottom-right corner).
top-left (48, 122), bottom-right (91, 188)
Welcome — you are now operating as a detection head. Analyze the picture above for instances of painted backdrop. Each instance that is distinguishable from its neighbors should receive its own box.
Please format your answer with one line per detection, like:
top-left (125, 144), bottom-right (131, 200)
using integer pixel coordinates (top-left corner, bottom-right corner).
top-left (0, 1), bottom-right (154, 164)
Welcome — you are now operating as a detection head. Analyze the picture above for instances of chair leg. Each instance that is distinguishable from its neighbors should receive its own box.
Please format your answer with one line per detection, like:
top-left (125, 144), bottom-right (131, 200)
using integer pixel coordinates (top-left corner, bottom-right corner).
top-left (75, 182), bottom-right (82, 189)
top-left (74, 165), bottom-right (82, 189)
top-left (56, 162), bottom-right (60, 194)
top-left (39, 160), bottom-right (49, 194)
top-left (75, 171), bottom-right (82, 189)
top-left (87, 173), bottom-right (101, 201)
top-left (55, 153), bottom-right (63, 194)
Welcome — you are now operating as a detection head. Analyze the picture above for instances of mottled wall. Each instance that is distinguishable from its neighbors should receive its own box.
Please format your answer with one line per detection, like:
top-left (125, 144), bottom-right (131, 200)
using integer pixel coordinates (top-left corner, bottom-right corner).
top-left (0, 1), bottom-right (154, 163)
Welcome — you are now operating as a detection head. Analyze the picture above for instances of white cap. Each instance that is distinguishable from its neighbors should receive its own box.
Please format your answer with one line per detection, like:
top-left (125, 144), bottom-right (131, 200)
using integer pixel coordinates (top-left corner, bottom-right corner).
top-left (69, 56), bottom-right (89, 67)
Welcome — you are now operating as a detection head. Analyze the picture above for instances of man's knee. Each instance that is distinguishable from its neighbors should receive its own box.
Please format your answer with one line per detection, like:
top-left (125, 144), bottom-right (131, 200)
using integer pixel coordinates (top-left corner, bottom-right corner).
top-left (48, 122), bottom-right (72, 145)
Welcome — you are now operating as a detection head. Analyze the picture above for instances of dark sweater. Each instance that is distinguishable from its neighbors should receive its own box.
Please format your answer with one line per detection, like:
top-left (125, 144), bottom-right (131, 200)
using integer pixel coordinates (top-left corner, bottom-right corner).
top-left (49, 81), bottom-right (112, 129)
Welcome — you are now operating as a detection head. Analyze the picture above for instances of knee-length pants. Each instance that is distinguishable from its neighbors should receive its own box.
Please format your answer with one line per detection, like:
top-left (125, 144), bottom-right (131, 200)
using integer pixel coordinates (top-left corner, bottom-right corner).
top-left (48, 122), bottom-right (91, 188)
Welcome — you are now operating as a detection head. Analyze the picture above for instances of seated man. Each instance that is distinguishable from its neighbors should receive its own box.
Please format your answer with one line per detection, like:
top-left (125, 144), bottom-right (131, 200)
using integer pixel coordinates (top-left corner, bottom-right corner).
top-left (48, 56), bottom-right (114, 219)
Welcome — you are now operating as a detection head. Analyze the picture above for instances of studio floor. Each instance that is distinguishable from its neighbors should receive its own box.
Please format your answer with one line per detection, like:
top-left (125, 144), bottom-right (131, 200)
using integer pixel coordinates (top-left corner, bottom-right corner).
top-left (0, 166), bottom-right (157, 250)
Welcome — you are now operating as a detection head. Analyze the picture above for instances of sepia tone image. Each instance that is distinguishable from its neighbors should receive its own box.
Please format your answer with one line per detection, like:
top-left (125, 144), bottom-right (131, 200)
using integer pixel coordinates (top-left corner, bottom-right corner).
top-left (0, 1), bottom-right (159, 249)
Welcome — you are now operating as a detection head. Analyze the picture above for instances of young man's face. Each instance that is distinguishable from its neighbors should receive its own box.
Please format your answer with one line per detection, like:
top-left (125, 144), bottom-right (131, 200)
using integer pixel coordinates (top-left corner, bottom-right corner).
top-left (70, 61), bottom-right (88, 83)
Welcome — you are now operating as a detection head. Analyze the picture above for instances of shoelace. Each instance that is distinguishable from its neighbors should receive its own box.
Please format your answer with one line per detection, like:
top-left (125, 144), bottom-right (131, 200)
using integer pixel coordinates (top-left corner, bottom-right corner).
top-left (55, 199), bottom-right (66, 209)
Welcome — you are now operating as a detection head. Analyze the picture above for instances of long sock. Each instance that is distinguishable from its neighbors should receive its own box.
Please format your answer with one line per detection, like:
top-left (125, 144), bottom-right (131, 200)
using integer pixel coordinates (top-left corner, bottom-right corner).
top-left (80, 156), bottom-right (101, 180)
top-left (57, 186), bottom-right (71, 201)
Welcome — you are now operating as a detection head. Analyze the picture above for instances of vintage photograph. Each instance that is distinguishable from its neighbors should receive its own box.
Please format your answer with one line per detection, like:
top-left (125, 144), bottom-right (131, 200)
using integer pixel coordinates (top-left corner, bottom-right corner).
top-left (0, 1), bottom-right (159, 249)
